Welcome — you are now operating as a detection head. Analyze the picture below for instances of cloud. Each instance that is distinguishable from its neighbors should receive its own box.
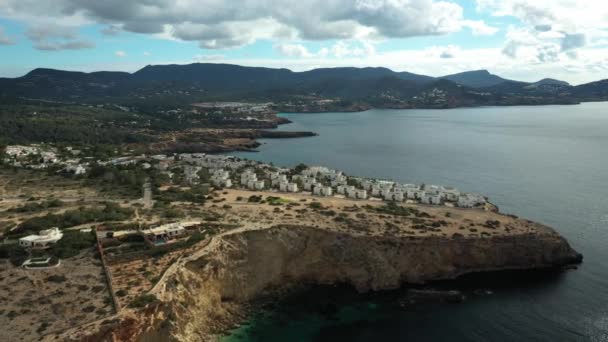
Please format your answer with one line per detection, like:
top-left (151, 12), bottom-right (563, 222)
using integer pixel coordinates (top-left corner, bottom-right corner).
top-left (35, 40), bottom-right (94, 50)
top-left (438, 45), bottom-right (460, 58)
top-left (275, 43), bottom-right (316, 58)
top-left (0, 0), bottom-right (491, 50)
top-left (0, 26), bottom-right (15, 45)
top-left (461, 20), bottom-right (499, 36)
top-left (25, 23), bottom-right (94, 51)
top-left (115, 50), bottom-right (126, 57)
top-left (476, 0), bottom-right (608, 56)
top-left (474, 1), bottom-right (607, 64)
top-left (143, 51), bottom-right (151, 56)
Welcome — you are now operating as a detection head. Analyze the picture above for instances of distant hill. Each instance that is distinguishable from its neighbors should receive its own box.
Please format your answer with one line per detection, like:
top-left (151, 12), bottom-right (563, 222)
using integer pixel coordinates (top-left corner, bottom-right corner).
top-left (532, 78), bottom-right (570, 87)
top-left (440, 70), bottom-right (511, 88)
top-left (572, 79), bottom-right (608, 98)
top-left (0, 63), bottom-right (606, 108)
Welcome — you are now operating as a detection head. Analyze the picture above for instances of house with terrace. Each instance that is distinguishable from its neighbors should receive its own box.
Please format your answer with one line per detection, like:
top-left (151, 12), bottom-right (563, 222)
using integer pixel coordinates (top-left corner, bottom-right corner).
top-left (19, 228), bottom-right (63, 249)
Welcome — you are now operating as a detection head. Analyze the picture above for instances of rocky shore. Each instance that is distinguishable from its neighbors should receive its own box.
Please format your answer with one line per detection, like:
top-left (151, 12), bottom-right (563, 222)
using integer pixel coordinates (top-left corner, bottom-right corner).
top-left (66, 213), bottom-right (581, 342)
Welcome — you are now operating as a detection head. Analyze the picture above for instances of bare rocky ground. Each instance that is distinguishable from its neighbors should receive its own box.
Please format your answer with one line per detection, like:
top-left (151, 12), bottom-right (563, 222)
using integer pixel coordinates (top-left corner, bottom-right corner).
top-left (0, 249), bottom-right (113, 341)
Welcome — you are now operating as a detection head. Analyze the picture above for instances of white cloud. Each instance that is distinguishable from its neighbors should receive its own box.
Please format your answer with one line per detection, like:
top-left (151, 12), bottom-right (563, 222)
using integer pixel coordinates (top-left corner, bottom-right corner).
top-left (476, 0), bottom-right (608, 63)
top-left (461, 20), bottom-right (499, 36)
top-left (115, 50), bottom-right (126, 57)
top-left (24, 23), bottom-right (94, 51)
top-left (275, 43), bottom-right (316, 58)
top-left (143, 51), bottom-right (151, 56)
top-left (0, 0), bottom-right (493, 50)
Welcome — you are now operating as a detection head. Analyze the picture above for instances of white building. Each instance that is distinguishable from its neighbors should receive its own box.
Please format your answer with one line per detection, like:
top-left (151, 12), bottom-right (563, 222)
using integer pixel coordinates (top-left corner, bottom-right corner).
top-left (392, 192), bottom-right (404, 202)
top-left (443, 187), bottom-right (461, 202)
top-left (356, 189), bottom-right (368, 200)
top-left (65, 164), bottom-right (86, 175)
top-left (5, 145), bottom-right (40, 158)
top-left (421, 191), bottom-right (442, 205)
top-left (287, 182), bottom-right (299, 193)
top-left (303, 179), bottom-right (320, 191)
top-left (253, 180), bottom-right (265, 190)
top-left (271, 174), bottom-right (288, 187)
top-left (141, 223), bottom-right (186, 245)
top-left (313, 185), bottom-right (333, 197)
top-left (210, 169), bottom-right (232, 188)
top-left (19, 228), bottom-right (63, 249)
top-left (346, 186), bottom-right (358, 199)
top-left (241, 171), bottom-right (257, 186)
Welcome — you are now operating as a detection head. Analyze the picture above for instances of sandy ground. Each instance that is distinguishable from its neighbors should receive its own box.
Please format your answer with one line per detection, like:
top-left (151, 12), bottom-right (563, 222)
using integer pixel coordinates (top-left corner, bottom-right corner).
top-left (206, 189), bottom-right (540, 239)
top-left (108, 247), bottom-right (188, 309)
top-left (0, 249), bottom-right (113, 341)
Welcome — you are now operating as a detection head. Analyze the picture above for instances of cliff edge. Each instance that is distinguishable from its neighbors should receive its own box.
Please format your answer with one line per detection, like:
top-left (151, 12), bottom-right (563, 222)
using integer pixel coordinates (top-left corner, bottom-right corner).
top-left (127, 222), bottom-right (580, 342)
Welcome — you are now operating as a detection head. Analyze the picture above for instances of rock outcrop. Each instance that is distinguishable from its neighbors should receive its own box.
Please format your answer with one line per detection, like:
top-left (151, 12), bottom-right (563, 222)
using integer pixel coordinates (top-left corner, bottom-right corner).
top-left (156, 223), bottom-right (579, 341)
top-left (68, 222), bottom-right (581, 342)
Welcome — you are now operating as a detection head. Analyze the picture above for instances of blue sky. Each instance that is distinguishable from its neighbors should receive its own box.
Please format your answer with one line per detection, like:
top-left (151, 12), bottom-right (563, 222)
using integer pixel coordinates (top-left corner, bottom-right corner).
top-left (0, 0), bottom-right (607, 84)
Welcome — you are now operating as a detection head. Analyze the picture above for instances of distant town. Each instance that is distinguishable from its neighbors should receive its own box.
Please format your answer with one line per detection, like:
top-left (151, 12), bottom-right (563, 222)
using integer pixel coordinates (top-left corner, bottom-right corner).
top-left (3, 144), bottom-right (489, 211)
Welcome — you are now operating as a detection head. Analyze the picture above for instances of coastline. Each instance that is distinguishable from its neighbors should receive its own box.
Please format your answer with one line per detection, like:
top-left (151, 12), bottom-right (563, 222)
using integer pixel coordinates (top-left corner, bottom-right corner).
top-left (56, 189), bottom-right (582, 342)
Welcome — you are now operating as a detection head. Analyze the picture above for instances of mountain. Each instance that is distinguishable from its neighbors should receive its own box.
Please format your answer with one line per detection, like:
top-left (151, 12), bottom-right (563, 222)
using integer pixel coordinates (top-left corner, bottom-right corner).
top-left (0, 63), bottom-right (606, 108)
top-left (440, 70), bottom-right (511, 88)
top-left (396, 71), bottom-right (436, 83)
top-left (572, 79), bottom-right (608, 99)
top-left (532, 78), bottom-right (570, 87)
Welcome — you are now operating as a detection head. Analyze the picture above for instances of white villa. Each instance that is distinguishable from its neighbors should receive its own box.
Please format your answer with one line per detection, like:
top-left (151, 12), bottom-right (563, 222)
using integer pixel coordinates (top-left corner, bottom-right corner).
top-left (19, 228), bottom-right (63, 249)
top-left (141, 223), bottom-right (186, 245)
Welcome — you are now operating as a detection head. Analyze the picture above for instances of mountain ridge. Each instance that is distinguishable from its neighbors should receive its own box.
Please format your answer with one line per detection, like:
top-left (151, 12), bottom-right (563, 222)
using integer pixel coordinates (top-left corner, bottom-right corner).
top-left (0, 63), bottom-right (606, 109)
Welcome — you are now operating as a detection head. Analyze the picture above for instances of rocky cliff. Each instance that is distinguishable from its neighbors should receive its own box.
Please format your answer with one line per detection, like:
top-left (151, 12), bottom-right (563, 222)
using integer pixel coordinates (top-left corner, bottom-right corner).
top-left (69, 223), bottom-right (581, 342)
top-left (154, 223), bottom-right (579, 341)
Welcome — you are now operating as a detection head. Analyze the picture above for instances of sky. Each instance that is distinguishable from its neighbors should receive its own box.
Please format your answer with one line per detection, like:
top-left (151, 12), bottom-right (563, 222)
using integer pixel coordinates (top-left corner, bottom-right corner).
top-left (0, 0), bottom-right (607, 85)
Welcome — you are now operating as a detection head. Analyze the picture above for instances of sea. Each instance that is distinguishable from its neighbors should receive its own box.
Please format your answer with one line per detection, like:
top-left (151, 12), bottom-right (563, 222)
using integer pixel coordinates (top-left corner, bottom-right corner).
top-left (223, 102), bottom-right (608, 342)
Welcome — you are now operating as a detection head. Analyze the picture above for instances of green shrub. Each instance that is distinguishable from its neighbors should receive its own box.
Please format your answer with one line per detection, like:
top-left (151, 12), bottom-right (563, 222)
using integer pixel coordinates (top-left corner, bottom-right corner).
top-left (129, 294), bottom-right (158, 308)
top-left (50, 230), bottom-right (96, 259)
top-left (0, 243), bottom-right (28, 266)
top-left (46, 275), bottom-right (67, 283)
top-left (12, 203), bottom-right (133, 236)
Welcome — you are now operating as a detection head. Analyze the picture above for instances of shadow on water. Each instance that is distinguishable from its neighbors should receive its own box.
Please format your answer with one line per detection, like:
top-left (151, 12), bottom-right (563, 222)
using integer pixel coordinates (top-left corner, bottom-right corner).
top-left (224, 268), bottom-right (575, 342)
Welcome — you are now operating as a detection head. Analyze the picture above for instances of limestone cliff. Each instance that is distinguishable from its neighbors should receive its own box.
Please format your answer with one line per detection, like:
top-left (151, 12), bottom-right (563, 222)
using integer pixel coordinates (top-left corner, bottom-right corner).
top-left (70, 223), bottom-right (581, 342)
top-left (153, 224), bottom-right (580, 341)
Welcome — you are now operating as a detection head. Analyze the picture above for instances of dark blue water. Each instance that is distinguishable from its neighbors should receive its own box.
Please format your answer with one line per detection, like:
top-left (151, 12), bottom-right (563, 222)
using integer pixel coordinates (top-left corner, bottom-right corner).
top-left (226, 103), bottom-right (608, 341)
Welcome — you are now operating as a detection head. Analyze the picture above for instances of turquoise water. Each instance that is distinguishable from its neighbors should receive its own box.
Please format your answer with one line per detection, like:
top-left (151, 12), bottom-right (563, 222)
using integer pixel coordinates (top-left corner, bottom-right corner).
top-left (227, 102), bottom-right (608, 341)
